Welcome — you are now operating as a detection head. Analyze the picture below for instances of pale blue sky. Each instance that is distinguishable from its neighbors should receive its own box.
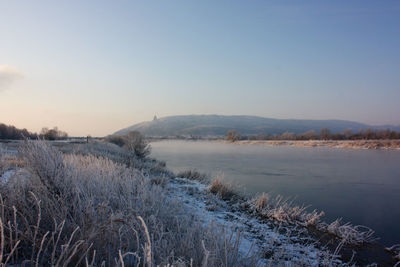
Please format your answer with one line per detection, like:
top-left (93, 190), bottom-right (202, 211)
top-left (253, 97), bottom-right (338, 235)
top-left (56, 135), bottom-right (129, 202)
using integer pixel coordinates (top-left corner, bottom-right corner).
top-left (1, 1), bottom-right (399, 136)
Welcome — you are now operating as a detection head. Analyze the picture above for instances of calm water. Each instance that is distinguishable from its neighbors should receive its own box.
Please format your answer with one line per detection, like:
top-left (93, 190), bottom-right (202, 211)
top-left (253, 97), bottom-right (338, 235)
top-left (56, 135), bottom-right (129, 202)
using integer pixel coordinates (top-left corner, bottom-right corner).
top-left (151, 140), bottom-right (400, 246)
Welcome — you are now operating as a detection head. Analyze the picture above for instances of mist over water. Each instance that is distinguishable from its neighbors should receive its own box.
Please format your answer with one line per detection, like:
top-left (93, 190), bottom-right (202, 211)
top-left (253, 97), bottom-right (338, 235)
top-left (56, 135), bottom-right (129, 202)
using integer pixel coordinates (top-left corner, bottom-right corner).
top-left (151, 140), bottom-right (400, 246)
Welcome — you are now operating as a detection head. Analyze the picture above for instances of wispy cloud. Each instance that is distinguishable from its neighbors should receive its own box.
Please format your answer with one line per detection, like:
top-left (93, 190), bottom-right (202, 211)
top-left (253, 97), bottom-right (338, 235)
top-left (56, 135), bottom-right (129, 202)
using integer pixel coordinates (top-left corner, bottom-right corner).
top-left (0, 65), bottom-right (24, 91)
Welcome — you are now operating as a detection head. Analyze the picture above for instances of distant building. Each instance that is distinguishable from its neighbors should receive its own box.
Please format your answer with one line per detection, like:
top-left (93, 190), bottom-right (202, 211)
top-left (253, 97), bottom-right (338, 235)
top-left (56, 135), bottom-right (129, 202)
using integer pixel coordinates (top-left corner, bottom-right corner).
top-left (153, 115), bottom-right (158, 121)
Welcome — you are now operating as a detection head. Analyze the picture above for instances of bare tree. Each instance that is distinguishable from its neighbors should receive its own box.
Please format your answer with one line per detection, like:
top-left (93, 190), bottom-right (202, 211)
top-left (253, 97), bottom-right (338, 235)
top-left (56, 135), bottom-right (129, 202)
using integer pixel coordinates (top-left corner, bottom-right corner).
top-left (302, 130), bottom-right (317, 140)
top-left (124, 131), bottom-right (151, 158)
top-left (343, 129), bottom-right (353, 139)
top-left (225, 130), bottom-right (241, 142)
top-left (40, 127), bottom-right (68, 140)
top-left (280, 131), bottom-right (296, 140)
top-left (320, 128), bottom-right (331, 140)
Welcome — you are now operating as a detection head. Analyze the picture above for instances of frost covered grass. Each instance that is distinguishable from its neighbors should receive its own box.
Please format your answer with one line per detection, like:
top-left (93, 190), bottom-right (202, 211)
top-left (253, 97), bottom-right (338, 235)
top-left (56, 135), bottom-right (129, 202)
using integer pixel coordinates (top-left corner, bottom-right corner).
top-left (250, 193), bottom-right (326, 227)
top-left (0, 144), bottom-right (23, 177)
top-left (169, 178), bottom-right (353, 266)
top-left (57, 140), bottom-right (173, 177)
top-left (205, 177), bottom-right (376, 247)
top-left (209, 177), bottom-right (241, 201)
top-left (176, 169), bottom-right (209, 183)
top-left (0, 144), bottom-right (3, 175)
top-left (385, 244), bottom-right (400, 265)
top-left (248, 192), bottom-right (375, 246)
top-left (324, 219), bottom-right (375, 245)
top-left (0, 141), bottom-right (258, 266)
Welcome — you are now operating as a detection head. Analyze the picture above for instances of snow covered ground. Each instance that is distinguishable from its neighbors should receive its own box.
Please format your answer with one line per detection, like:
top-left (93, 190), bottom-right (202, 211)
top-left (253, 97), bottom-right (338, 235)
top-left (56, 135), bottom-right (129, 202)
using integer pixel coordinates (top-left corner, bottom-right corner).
top-left (167, 178), bottom-right (344, 266)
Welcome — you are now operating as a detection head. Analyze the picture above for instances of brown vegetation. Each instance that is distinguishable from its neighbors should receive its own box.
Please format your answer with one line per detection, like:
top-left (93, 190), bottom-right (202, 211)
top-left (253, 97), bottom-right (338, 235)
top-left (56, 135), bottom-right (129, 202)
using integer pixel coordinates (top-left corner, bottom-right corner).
top-left (207, 177), bottom-right (376, 247)
top-left (209, 177), bottom-right (239, 200)
top-left (225, 130), bottom-right (241, 142)
top-left (246, 128), bottom-right (400, 141)
top-left (238, 139), bottom-right (400, 150)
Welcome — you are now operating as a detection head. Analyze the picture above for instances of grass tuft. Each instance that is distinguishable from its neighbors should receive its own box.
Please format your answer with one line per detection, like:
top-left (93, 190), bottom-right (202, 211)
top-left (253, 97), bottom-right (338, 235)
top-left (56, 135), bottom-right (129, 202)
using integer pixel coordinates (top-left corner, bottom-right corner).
top-left (209, 176), bottom-right (239, 200)
top-left (249, 193), bottom-right (375, 246)
top-left (177, 169), bottom-right (209, 183)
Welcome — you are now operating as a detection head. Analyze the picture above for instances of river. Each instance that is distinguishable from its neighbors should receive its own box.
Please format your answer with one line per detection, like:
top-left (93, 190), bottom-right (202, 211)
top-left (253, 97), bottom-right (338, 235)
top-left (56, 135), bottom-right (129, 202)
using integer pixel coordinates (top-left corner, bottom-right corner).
top-left (151, 140), bottom-right (400, 246)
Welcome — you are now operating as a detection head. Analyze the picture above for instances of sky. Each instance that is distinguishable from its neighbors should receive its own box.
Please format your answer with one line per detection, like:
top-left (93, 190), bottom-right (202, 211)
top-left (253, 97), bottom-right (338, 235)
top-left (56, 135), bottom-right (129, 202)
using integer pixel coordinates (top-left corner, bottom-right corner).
top-left (1, 1), bottom-right (399, 136)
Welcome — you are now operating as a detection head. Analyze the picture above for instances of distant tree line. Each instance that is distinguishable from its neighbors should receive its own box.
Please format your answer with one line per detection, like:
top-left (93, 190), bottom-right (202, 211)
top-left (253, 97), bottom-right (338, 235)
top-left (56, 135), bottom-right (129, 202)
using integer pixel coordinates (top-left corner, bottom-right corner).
top-left (39, 127), bottom-right (68, 140)
top-left (245, 128), bottom-right (400, 141)
top-left (0, 123), bottom-right (68, 140)
top-left (0, 123), bottom-right (38, 139)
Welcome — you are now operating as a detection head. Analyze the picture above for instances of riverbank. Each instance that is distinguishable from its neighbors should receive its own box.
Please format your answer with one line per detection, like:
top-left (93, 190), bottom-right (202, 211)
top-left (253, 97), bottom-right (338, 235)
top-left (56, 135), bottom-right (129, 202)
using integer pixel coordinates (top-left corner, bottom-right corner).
top-left (234, 139), bottom-right (400, 150)
top-left (1, 141), bottom-right (399, 266)
top-left (169, 175), bottom-right (399, 266)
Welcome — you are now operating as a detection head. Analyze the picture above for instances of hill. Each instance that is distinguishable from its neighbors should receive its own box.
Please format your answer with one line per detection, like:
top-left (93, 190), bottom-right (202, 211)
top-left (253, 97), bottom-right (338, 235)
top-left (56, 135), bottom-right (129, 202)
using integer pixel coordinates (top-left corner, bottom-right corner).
top-left (114, 115), bottom-right (400, 137)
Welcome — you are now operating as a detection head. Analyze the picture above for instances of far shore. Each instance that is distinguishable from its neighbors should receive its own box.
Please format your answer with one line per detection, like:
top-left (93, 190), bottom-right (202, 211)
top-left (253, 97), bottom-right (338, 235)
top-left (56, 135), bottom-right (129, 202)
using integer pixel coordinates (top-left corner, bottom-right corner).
top-left (149, 138), bottom-right (400, 150)
top-left (231, 139), bottom-right (400, 150)
top-left (4, 138), bottom-right (399, 150)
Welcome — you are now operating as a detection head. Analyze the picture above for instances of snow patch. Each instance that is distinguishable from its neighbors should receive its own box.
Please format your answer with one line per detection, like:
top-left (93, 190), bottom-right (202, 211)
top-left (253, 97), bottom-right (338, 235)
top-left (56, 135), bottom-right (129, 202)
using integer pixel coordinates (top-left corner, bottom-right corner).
top-left (0, 169), bottom-right (14, 183)
top-left (167, 177), bottom-right (343, 266)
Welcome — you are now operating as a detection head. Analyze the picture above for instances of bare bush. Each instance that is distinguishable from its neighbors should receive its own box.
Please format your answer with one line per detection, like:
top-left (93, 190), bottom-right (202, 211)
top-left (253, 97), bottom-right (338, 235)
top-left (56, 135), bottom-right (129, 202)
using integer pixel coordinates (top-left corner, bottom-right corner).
top-left (225, 130), bottom-right (241, 142)
top-left (105, 131), bottom-right (150, 159)
top-left (40, 127), bottom-right (68, 140)
top-left (105, 135), bottom-right (126, 147)
top-left (124, 131), bottom-right (151, 158)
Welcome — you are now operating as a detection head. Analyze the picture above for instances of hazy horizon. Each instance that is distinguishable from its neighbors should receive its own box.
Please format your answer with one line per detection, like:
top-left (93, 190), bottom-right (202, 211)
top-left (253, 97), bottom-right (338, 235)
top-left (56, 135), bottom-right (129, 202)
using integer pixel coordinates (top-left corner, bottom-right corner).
top-left (1, 1), bottom-right (399, 136)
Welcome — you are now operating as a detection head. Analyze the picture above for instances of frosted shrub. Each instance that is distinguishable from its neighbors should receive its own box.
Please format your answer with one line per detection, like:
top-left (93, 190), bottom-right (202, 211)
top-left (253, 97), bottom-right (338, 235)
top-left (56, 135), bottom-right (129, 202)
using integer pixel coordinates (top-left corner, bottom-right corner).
top-left (124, 131), bottom-right (151, 158)
top-left (105, 131), bottom-right (151, 158)
top-left (61, 141), bottom-right (172, 177)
